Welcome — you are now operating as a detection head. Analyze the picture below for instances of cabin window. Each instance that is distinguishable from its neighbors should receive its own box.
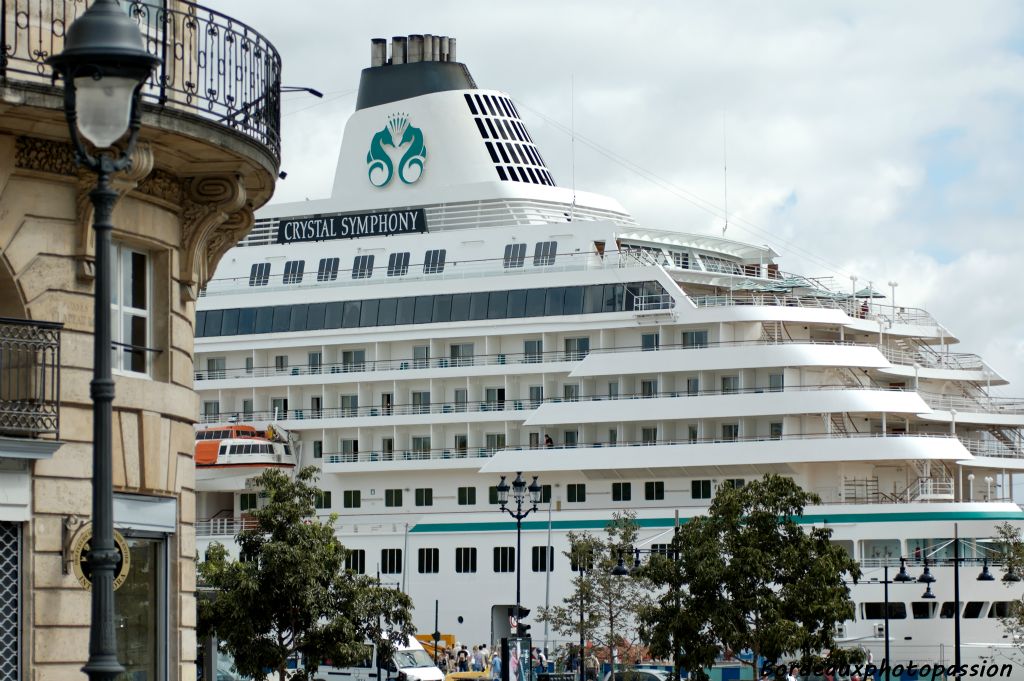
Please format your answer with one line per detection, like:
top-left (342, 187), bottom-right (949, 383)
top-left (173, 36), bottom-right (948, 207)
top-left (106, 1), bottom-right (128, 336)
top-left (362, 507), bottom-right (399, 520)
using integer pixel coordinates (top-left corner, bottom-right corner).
top-left (239, 493), bottom-right (257, 512)
top-left (381, 549), bottom-right (402, 574)
top-left (345, 549), bottom-right (366, 574)
top-left (567, 484), bottom-right (586, 503)
top-left (423, 249), bottom-right (446, 274)
top-left (414, 488), bottom-right (433, 507)
top-left (456, 547), bottom-right (477, 573)
top-left (531, 546), bottom-right (554, 573)
top-left (692, 480), bottom-right (713, 499)
top-left (315, 491), bottom-right (332, 509)
top-left (385, 489), bottom-right (403, 507)
top-left (312, 441), bottom-right (322, 459)
top-left (283, 260), bottom-right (304, 284)
top-left (458, 487), bottom-right (477, 505)
top-left (862, 602), bottom-right (907, 619)
top-left (682, 330), bottom-right (708, 348)
top-left (533, 241), bottom-right (557, 266)
top-left (642, 333), bottom-right (660, 351)
top-left (342, 490), bottom-right (360, 508)
top-left (612, 482), bottom-right (632, 502)
top-left (645, 481), bottom-right (665, 500)
top-left (387, 252), bottom-right (410, 277)
top-left (504, 243), bottom-right (527, 268)
top-left (352, 255), bottom-right (374, 279)
top-left (248, 262), bottom-right (270, 286)
top-left (317, 257), bottom-right (339, 282)
top-left (417, 548), bottom-right (440, 574)
top-left (493, 547), bottom-right (515, 573)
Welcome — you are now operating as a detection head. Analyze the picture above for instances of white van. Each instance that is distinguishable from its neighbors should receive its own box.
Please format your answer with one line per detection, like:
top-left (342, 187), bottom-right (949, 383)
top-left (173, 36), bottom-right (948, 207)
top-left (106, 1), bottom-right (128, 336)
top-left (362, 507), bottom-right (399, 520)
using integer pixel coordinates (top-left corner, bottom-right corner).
top-left (314, 636), bottom-right (444, 681)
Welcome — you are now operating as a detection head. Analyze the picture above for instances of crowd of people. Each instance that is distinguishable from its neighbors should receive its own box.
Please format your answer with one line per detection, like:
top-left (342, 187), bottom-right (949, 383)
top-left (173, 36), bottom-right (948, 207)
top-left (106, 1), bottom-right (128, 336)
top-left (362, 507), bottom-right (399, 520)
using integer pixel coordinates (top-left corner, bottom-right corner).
top-left (436, 643), bottom-right (601, 681)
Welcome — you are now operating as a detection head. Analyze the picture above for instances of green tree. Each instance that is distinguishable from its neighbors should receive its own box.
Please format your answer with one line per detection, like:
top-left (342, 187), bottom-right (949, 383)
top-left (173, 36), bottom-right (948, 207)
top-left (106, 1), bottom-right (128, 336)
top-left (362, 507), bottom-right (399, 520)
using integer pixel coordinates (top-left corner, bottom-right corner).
top-left (995, 521), bottom-right (1024, 662)
top-left (538, 511), bottom-right (650, 679)
top-left (640, 475), bottom-right (861, 679)
top-left (198, 467), bottom-right (414, 681)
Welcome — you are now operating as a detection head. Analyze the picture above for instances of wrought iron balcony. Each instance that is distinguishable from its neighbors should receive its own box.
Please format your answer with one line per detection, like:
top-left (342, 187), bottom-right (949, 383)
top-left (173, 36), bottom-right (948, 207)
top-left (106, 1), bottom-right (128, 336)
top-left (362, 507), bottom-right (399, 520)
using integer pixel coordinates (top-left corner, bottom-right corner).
top-left (0, 317), bottom-right (61, 438)
top-left (0, 0), bottom-right (281, 160)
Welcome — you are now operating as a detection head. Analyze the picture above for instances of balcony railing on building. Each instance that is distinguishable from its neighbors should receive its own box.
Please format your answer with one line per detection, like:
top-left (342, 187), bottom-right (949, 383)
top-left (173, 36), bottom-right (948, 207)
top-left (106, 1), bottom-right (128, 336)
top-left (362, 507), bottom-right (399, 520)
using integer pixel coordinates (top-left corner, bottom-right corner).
top-left (0, 317), bottom-right (61, 438)
top-left (0, 0), bottom-right (281, 160)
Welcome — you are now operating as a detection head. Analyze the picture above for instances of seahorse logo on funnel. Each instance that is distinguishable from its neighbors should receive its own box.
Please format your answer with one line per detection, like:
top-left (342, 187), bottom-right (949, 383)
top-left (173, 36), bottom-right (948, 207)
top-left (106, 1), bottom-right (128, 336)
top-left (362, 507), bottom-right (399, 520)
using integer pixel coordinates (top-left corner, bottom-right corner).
top-left (366, 113), bottom-right (427, 187)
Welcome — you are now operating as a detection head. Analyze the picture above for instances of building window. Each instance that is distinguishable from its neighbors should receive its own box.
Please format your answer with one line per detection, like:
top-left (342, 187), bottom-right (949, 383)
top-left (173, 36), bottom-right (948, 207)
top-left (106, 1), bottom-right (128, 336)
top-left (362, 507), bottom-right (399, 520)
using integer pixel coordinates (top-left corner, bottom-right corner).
top-left (456, 547), bottom-right (477, 573)
top-left (533, 240), bottom-right (557, 266)
top-left (769, 373), bottom-right (784, 392)
top-left (415, 488), bottom-right (433, 507)
top-left (381, 548), bottom-right (402, 574)
top-left (567, 484), bottom-right (586, 503)
top-left (317, 257), bottom-right (340, 282)
top-left (645, 481), bottom-right (665, 500)
top-left (682, 330), bottom-right (708, 348)
top-left (458, 487), bottom-right (477, 505)
top-left (642, 332), bottom-right (659, 351)
top-left (283, 260), bottom-right (305, 284)
top-left (345, 549), bottom-right (366, 574)
top-left (111, 244), bottom-right (150, 374)
top-left (315, 491), bottom-right (333, 509)
top-left (692, 480), bottom-right (712, 499)
top-left (612, 482), bottom-right (632, 501)
top-left (388, 252), bottom-right (411, 276)
top-left (249, 262), bottom-right (270, 286)
top-left (385, 489), bottom-right (403, 507)
top-left (564, 336), bottom-right (589, 360)
top-left (641, 427), bottom-right (658, 444)
top-left (352, 254), bottom-right (375, 279)
top-left (424, 249), bottom-right (446, 274)
top-left (524, 339), bottom-right (543, 363)
top-left (239, 493), bottom-right (258, 512)
top-left (504, 243), bottom-right (527, 268)
top-left (531, 546), bottom-right (554, 572)
top-left (418, 548), bottom-right (440, 574)
top-left (722, 424), bottom-right (739, 441)
top-left (312, 441), bottom-right (323, 459)
top-left (274, 355), bottom-right (288, 372)
top-left (494, 547), bottom-right (515, 573)
top-left (342, 490), bottom-right (360, 508)
top-left (770, 422), bottom-right (784, 440)
top-left (722, 376), bottom-right (739, 394)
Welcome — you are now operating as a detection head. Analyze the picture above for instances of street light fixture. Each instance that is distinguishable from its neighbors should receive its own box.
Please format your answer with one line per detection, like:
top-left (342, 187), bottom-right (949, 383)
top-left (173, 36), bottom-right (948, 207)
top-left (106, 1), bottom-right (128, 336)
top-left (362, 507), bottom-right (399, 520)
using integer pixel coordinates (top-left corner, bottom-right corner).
top-left (46, 3), bottom-right (160, 680)
top-left (496, 472), bottom-right (542, 643)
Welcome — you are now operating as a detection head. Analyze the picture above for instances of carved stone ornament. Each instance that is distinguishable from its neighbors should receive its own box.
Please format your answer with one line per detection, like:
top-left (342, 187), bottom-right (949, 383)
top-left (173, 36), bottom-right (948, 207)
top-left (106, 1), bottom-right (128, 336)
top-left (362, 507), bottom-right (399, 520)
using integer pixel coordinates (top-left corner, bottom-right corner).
top-left (73, 142), bottom-right (156, 281)
top-left (14, 137), bottom-right (77, 176)
top-left (179, 173), bottom-right (250, 302)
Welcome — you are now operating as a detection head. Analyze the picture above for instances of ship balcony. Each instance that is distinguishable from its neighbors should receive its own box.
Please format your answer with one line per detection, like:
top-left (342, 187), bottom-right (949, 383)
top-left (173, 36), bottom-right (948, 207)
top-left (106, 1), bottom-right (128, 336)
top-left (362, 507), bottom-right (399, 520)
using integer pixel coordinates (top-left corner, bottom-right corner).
top-left (0, 317), bottom-right (62, 441)
top-left (877, 346), bottom-right (999, 382)
top-left (2, 0), bottom-right (281, 164)
top-left (918, 392), bottom-right (1024, 427)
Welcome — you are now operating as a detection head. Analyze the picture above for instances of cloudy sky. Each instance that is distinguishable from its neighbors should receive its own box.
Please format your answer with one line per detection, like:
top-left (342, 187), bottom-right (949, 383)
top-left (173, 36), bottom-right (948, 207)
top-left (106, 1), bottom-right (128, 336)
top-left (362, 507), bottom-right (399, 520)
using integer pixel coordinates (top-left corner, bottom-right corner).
top-left (215, 0), bottom-right (1024, 391)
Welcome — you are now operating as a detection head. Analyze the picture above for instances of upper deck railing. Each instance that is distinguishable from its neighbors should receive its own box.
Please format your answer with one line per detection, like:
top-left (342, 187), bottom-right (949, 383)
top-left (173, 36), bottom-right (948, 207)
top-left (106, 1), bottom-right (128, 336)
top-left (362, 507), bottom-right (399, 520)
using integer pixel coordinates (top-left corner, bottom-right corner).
top-left (0, 317), bottom-right (61, 438)
top-left (691, 293), bottom-right (940, 328)
top-left (0, 0), bottom-right (281, 160)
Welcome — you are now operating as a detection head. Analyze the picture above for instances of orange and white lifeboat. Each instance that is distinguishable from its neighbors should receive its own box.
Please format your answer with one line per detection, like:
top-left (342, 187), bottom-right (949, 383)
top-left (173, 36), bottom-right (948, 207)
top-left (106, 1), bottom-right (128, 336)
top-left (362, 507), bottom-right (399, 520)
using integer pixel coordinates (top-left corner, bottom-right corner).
top-left (194, 424), bottom-right (295, 491)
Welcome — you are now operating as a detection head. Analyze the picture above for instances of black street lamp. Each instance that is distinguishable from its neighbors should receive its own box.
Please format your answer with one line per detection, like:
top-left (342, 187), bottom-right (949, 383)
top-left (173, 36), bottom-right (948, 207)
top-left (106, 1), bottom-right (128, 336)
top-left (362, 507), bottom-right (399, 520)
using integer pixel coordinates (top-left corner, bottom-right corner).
top-left (46, 3), bottom-right (159, 680)
top-left (496, 472), bottom-right (542, 641)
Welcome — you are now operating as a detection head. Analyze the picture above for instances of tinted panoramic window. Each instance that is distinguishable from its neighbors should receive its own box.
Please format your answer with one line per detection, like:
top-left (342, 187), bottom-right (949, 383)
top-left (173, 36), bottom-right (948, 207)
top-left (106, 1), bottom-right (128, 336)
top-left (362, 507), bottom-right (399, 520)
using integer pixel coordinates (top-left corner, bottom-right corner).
top-left (197, 281), bottom-right (666, 337)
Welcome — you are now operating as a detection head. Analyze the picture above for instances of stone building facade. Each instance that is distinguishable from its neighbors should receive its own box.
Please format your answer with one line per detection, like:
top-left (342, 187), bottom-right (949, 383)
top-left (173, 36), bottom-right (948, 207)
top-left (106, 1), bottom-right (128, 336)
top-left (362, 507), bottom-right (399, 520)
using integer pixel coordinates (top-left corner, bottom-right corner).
top-left (0, 2), bottom-right (280, 679)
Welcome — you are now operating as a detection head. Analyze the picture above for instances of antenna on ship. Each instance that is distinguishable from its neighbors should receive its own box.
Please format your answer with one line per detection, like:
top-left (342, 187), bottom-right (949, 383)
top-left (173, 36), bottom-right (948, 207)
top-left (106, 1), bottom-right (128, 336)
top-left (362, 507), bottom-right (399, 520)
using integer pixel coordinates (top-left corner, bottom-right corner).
top-left (570, 74), bottom-right (576, 223)
top-left (722, 112), bottom-right (729, 238)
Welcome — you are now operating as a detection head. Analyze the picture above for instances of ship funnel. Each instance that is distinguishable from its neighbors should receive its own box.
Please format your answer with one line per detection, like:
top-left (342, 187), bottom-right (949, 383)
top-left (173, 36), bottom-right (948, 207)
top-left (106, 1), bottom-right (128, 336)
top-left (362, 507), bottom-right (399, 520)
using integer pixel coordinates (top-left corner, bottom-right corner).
top-left (370, 35), bottom-right (462, 66)
top-left (408, 34), bottom-right (423, 63)
top-left (357, 34), bottom-right (476, 110)
top-left (370, 38), bottom-right (386, 67)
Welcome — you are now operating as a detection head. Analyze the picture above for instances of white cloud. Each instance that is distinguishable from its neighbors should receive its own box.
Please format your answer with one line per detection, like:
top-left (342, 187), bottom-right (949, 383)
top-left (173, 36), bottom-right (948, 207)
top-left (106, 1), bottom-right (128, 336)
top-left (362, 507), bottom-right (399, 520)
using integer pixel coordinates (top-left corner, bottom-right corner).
top-left (212, 0), bottom-right (1024, 390)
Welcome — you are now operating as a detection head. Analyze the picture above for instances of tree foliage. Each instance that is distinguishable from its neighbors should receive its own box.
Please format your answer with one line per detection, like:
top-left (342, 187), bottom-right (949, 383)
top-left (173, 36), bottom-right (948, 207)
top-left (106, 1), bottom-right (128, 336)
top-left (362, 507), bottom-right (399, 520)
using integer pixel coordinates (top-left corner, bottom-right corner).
top-left (639, 475), bottom-right (861, 679)
top-left (995, 521), bottom-right (1024, 662)
top-left (198, 467), bottom-right (415, 681)
top-left (538, 511), bottom-right (651, 678)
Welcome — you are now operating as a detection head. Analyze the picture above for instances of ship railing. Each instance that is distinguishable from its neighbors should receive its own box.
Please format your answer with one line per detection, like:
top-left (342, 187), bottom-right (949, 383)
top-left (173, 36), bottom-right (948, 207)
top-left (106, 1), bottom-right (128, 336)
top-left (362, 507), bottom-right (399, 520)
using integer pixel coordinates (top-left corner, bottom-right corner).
top-left (959, 439), bottom-right (1023, 459)
top-left (319, 432), bottom-right (958, 465)
top-left (199, 383), bottom-right (915, 425)
top-left (878, 345), bottom-right (987, 372)
top-left (195, 514), bottom-right (259, 537)
top-left (921, 392), bottom-right (1024, 415)
top-left (858, 556), bottom-right (1010, 570)
top-left (691, 294), bottom-right (940, 328)
top-left (201, 249), bottom-right (655, 296)
top-left (0, 316), bottom-right (62, 438)
top-left (208, 451), bottom-right (295, 466)
top-left (194, 338), bottom-right (875, 381)
top-left (0, 0), bottom-right (282, 161)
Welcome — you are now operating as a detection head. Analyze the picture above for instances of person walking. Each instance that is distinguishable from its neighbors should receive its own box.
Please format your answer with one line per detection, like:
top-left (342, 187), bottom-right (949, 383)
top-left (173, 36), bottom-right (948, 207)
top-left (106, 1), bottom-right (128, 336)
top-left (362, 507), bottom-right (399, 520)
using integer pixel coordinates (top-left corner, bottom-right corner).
top-left (584, 651), bottom-right (598, 681)
top-left (491, 650), bottom-right (502, 681)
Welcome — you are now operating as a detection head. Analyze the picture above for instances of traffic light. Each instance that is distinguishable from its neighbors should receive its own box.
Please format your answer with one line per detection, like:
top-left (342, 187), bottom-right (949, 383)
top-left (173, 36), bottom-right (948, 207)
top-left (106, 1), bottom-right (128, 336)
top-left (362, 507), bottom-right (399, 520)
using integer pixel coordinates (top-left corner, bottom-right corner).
top-left (516, 622), bottom-right (531, 637)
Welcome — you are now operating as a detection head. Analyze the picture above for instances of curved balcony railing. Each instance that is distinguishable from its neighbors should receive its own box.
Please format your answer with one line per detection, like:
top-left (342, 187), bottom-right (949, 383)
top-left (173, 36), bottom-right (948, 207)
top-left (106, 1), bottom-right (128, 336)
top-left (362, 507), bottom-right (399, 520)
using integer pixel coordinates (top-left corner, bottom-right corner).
top-left (922, 392), bottom-right (1024, 416)
top-left (878, 346), bottom-right (986, 372)
top-left (194, 338), bottom-right (872, 382)
top-left (197, 383), bottom-right (915, 426)
top-left (0, 0), bottom-right (281, 160)
top-left (319, 432), bottom-right (958, 466)
top-left (691, 293), bottom-right (940, 328)
top-left (0, 316), bottom-right (61, 437)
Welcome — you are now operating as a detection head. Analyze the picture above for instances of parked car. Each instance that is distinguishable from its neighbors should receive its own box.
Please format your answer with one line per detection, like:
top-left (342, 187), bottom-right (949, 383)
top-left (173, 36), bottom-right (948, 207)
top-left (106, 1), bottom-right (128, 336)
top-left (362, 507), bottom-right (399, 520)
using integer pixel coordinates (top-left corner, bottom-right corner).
top-left (603, 669), bottom-right (674, 681)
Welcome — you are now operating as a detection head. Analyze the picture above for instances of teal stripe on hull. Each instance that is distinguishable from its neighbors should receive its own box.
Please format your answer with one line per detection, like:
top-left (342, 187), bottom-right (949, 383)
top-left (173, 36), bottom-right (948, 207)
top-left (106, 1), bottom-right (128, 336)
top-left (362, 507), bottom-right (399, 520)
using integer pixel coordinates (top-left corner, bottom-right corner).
top-left (409, 509), bottom-right (1024, 534)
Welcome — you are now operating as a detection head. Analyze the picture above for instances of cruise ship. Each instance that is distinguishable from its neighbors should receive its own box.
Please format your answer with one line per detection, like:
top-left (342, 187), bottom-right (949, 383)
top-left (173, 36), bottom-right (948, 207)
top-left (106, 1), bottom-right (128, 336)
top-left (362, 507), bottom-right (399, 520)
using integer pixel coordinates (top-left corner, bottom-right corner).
top-left (193, 34), bottom-right (1024, 669)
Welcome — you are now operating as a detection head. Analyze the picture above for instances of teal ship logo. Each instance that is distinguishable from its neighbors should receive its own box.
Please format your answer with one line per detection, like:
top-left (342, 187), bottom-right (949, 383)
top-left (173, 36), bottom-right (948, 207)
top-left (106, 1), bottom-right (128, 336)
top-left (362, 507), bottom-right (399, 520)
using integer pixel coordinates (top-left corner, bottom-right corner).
top-left (366, 113), bottom-right (427, 187)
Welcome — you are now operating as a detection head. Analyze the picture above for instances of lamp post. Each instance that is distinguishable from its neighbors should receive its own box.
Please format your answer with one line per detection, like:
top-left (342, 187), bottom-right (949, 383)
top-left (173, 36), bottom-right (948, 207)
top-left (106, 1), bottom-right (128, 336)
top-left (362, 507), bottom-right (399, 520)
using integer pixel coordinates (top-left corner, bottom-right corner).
top-left (496, 473), bottom-right (542, 643)
top-left (46, 4), bottom-right (159, 680)
top-left (615, 543), bottom-right (683, 681)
